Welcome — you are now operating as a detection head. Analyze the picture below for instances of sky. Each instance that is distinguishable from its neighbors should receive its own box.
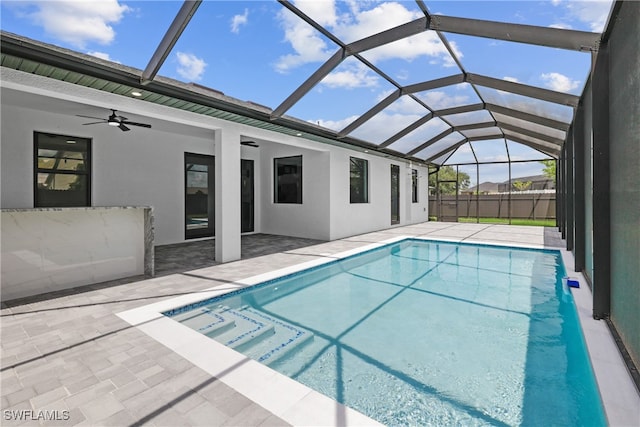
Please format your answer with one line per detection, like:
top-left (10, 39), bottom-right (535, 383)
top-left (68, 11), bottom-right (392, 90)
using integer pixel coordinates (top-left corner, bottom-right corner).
top-left (0, 0), bottom-right (614, 185)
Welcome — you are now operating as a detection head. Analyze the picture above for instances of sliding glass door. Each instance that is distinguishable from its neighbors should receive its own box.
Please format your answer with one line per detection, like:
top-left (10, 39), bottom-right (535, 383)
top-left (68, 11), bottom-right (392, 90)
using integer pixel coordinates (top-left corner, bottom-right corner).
top-left (391, 164), bottom-right (400, 225)
top-left (185, 153), bottom-right (214, 239)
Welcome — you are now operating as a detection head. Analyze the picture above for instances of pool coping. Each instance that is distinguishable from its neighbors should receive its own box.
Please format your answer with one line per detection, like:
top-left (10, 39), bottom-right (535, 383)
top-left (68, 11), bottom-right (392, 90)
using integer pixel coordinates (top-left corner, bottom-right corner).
top-left (117, 235), bottom-right (639, 426)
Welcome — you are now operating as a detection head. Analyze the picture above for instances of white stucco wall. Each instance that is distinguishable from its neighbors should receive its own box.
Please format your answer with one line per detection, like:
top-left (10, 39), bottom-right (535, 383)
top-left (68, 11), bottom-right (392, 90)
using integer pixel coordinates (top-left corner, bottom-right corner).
top-left (329, 149), bottom-right (429, 240)
top-left (1, 68), bottom-right (429, 250)
top-left (0, 102), bottom-right (216, 245)
top-left (259, 142), bottom-right (331, 240)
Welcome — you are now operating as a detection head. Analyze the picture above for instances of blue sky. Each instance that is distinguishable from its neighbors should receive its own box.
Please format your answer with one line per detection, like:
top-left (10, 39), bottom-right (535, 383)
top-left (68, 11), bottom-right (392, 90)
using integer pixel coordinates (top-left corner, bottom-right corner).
top-left (1, 0), bottom-right (613, 185)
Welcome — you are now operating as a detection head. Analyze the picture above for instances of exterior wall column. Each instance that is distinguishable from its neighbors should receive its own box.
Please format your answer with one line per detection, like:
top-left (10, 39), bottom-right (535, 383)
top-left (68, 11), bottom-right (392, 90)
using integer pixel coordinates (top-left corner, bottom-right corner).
top-left (214, 128), bottom-right (241, 262)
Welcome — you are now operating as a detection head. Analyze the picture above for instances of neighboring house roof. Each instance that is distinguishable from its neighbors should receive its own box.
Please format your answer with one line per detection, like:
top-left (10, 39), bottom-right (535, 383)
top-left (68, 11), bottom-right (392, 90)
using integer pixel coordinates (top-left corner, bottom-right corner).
top-left (503, 174), bottom-right (552, 184)
top-left (466, 182), bottom-right (500, 193)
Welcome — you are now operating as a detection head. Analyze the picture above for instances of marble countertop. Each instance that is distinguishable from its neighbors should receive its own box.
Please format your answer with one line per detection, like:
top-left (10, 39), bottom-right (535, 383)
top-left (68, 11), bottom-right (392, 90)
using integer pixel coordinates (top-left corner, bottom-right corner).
top-left (1, 206), bottom-right (152, 213)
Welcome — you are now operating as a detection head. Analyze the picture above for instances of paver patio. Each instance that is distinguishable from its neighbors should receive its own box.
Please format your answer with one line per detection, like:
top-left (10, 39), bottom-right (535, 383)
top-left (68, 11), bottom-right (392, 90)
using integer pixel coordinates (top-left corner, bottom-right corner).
top-left (0, 223), bottom-right (586, 426)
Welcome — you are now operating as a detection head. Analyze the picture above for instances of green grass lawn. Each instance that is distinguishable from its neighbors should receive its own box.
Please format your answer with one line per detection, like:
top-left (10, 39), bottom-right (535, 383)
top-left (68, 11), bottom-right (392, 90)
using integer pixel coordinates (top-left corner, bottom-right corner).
top-left (456, 217), bottom-right (556, 227)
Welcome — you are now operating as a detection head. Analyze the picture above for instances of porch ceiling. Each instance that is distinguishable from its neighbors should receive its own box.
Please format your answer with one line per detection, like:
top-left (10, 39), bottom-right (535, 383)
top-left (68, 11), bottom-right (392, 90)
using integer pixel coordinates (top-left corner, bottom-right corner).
top-left (0, 1), bottom-right (611, 164)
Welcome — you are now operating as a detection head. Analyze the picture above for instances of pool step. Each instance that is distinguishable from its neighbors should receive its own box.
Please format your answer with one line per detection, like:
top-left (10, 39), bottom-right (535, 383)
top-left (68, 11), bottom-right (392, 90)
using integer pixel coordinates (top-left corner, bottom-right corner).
top-left (175, 305), bottom-right (314, 366)
top-left (171, 307), bottom-right (237, 337)
top-left (239, 308), bottom-right (314, 365)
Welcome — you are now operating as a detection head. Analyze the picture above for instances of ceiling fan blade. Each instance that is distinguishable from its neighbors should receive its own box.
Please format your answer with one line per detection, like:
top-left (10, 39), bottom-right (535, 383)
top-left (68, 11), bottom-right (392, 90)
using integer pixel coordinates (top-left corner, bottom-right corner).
top-left (122, 121), bottom-right (151, 128)
top-left (76, 114), bottom-right (105, 121)
top-left (82, 121), bottom-right (106, 125)
top-left (119, 123), bottom-right (130, 131)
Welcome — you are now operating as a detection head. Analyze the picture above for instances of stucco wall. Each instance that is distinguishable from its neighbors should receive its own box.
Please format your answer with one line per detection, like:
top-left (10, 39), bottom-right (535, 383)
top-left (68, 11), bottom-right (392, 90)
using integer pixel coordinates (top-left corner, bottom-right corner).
top-left (1, 67), bottom-right (429, 250)
top-left (607, 1), bottom-right (640, 368)
top-left (329, 151), bottom-right (428, 240)
top-left (259, 142), bottom-right (331, 240)
top-left (1, 102), bottom-right (216, 245)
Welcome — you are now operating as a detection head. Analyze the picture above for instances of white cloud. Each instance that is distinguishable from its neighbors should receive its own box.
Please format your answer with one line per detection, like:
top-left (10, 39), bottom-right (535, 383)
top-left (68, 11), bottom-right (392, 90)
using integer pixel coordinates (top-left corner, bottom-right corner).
top-left (565, 1), bottom-right (613, 32)
top-left (540, 72), bottom-right (580, 92)
top-left (20, 0), bottom-right (130, 49)
top-left (275, 1), bottom-right (461, 74)
top-left (333, 2), bottom-right (460, 66)
top-left (231, 8), bottom-right (249, 34)
top-left (274, 5), bottom-right (334, 73)
top-left (176, 52), bottom-right (207, 81)
top-left (415, 91), bottom-right (470, 110)
top-left (503, 76), bottom-right (520, 83)
top-left (293, 0), bottom-right (337, 27)
top-left (86, 51), bottom-right (117, 62)
top-left (315, 115), bottom-right (358, 132)
top-left (321, 63), bottom-right (378, 89)
top-left (549, 23), bottom-right (573, 30)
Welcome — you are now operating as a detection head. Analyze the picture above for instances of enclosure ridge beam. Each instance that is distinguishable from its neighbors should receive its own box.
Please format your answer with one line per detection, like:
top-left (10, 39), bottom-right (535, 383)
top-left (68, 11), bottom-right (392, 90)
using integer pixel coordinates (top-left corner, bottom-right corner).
top-left (497, 122), bottom-right (565, 146)
top-left (428, 14), bottom-right (600, 52)
top-left (433, 103), bottom-right (485, 117)
top-left (424, 139), bottom-right (468, 163)
top-left (486, 103), bottom-right (570, 130)
top-left (278, 0), bottom-right (345, 47)
top-left (338, 89), bottom-right (401, 137)
top-left (141, 0), bottom-right (202, 84)
top-left (502, 133), bottom-right (561, 157)
top-left (454, 121), bottom-right (497, 132)
top-left (271, 48), bottom-right (345, 119)
top-left (402, 74), bottom-right (465, 95)
top-left (467, 73), bottom-right (580, 107)
top-left (407, 128), bottom-right (455, 156)
top-left (346, 17), bottom-right (428, 55)
top-left (379, 113), bottom-right (434, 148)
top-left (467, 134), bottom-right (504, 142)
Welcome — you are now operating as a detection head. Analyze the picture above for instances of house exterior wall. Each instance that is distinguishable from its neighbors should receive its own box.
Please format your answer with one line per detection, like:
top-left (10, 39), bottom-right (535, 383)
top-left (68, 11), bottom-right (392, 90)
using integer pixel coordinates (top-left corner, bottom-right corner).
top-left (1, 67), bottom-right (427, 250)
top-left (259, 142), bottom-right (331, 240)
top-left (1, 102), bottom-right (216, 246)
top-left (329, 152), bottom-right (429, 240)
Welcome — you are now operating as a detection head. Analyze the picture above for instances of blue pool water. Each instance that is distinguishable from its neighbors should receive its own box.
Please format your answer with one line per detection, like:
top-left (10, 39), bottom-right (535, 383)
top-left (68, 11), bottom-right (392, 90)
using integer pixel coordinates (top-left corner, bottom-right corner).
top-left (166, 239), bottom-right (606, 426)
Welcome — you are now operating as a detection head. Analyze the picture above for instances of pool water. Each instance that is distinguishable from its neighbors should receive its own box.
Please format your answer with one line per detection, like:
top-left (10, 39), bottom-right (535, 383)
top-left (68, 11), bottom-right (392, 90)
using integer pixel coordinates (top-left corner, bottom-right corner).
top-left (166, 239), bottom-right (606, 426)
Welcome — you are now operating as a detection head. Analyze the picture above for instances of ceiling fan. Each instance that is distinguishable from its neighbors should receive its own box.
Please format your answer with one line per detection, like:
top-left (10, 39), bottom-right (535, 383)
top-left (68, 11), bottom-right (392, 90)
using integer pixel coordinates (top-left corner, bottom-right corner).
top-left (77, 109), bottom-right (151, 132)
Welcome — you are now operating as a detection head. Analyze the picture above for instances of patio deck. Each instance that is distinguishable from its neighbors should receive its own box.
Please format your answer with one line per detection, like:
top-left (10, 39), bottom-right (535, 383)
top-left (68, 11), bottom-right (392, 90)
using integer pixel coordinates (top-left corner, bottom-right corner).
top-left (1, 222), bottom-right (637, 426)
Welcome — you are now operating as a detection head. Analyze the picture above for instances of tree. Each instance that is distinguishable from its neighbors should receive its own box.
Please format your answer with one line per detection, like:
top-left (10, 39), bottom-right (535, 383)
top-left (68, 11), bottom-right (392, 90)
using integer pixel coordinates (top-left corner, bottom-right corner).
top-left (428, 165), bottom-right (470, 195)
top-left (512, 180), bottom-right (532, 192)
top-left (540, 159), bottom-right (556, 184)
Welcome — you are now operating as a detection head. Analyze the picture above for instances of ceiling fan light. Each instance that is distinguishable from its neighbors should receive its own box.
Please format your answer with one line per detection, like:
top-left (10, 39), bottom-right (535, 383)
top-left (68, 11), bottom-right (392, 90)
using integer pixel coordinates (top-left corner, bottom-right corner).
top-left (107, 120), bottom-right (120, 126)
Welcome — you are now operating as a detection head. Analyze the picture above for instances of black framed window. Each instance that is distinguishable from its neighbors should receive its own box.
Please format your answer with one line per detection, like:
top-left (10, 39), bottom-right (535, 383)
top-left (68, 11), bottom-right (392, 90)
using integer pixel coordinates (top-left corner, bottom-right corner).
top-left (34, 132), bottom-right (91, 207)
top-left (274, 156), bottom-right (302, 204)
top-left (350, 157), bottom-right (369, 203)
top-left (412, 169), bottom-right (419, 203)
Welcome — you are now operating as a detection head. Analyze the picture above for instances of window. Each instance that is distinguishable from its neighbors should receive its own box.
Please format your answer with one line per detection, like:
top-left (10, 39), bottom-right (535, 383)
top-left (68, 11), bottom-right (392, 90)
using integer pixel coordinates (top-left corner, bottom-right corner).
top-left (412, 169), bottom-right (419, 203)
top-left (274, 156), bottom-right (302, 203)
top-left (350, 157), bottom-right (369, 203)
top-left (34, 132), bottom-right (91, 207)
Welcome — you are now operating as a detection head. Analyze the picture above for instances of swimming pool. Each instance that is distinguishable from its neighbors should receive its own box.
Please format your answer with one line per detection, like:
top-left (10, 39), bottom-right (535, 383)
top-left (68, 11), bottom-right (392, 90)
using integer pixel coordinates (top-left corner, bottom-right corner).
top-left (165, 238), bottom-right (605, 426)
